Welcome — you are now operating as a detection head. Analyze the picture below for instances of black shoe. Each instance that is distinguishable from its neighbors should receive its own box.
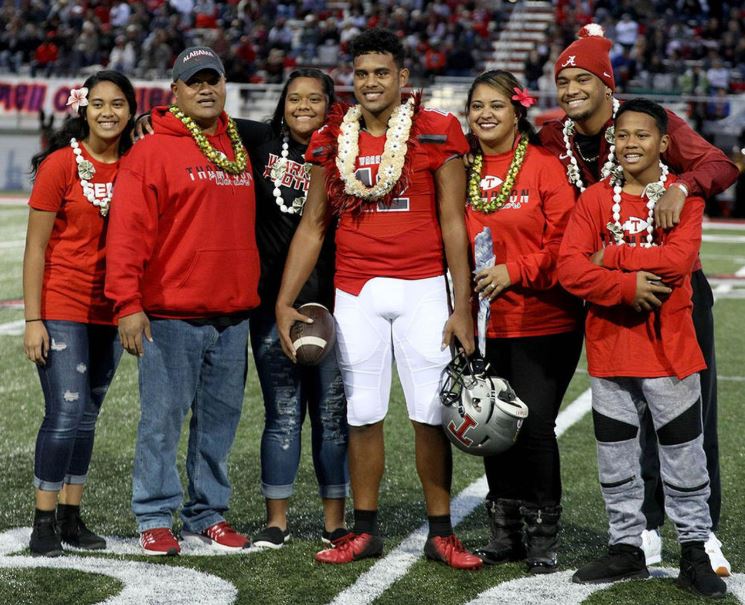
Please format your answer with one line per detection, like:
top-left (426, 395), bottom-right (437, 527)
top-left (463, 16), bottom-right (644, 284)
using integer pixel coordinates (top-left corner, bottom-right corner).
top-left (522, 504), bottom-right (561, 574)
top-left (676, 542), bottom-right (727, 599)
top-left (30, 514), bottom-right (63, 557)
top-left (474, 498), bottom-right (525, 565)
top-left (322, 528), bottom-right (351, 546)
top-left (253, 526), bottom-right (290, 549)
top-left (57, 504), bottom-right (106, 550)
top-left (573, 543), bottom-right (650, 584)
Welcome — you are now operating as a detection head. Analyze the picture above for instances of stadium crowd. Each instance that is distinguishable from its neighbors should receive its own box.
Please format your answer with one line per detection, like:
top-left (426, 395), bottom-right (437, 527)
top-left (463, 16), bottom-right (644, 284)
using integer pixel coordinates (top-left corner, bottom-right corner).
top-left (1, 0), bottom-right (743, 94)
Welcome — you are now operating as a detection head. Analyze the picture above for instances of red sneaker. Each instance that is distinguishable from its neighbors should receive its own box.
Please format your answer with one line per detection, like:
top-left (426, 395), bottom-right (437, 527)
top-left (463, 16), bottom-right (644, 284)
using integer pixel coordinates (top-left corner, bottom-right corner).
top-left (139, 528), bottom-right (180, 556)
top-left (315, 532), bottom-right (384, 564)
top-left (184, 521), bottom-right (250, 552)
top-left (424, 535), bottom-right (483, 570)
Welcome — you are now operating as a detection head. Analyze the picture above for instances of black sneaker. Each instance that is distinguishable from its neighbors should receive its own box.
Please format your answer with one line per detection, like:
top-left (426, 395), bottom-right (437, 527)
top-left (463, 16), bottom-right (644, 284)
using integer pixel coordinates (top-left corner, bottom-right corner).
top-left (573, 543), bottom-right (650, 584)
top-left (253, 526), bottom-right (290, 549)
top-left (676, 541), bottom-right (727, 599)
top-left (322, 528), bottom-right (351, 546)
top-left (30, 516), bottom-right (63, 557)
top-left (57, 505), bottom-right (106, 550)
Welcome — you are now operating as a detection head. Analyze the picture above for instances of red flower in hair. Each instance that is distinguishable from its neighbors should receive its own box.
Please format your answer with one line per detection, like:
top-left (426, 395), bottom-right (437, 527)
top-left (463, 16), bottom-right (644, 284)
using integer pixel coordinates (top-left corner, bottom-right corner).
top-left (511, 87), bottom-right (536, 108)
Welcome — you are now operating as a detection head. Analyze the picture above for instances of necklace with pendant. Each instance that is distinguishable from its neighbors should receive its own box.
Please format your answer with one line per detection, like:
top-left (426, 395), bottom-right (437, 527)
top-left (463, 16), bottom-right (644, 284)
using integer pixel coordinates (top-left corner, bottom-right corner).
top-left (270, 135), bottom-right (311, 214)
top-left (608, 161), bottom-right (669, 247)
top-left (70, 138), bottom-right (111, 217)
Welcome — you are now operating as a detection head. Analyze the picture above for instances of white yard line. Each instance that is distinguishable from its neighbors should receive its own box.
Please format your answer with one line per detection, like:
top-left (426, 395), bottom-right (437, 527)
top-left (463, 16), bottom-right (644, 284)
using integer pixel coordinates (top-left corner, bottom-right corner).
top-left (0, 319), bottom-right (24, 335)
top-left (328, 389), bottom-right (593, 605)
top-left (0, 239), bottom-right (24, 249)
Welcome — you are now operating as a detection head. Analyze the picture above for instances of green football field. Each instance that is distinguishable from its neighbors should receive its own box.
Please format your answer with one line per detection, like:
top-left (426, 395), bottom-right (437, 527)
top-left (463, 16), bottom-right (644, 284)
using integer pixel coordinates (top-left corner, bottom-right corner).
top-left (0, 203), bottom-right (743, 605)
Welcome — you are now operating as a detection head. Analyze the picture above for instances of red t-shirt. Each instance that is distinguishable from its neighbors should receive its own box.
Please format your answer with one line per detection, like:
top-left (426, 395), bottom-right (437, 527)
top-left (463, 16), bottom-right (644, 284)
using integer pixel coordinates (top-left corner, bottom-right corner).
top-left (307, 108), bottom-right (468, 295)
top-left (28, 145), bottom-right (118, 324)
top-left (465, 143), bottom-right (582, 338)
top-left (558, 177), bottom-right (706, 379)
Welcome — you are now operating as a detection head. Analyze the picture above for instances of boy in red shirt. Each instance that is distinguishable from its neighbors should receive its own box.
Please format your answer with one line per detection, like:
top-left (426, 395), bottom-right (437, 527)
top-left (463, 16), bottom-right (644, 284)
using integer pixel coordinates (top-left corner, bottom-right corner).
top-left (558, 99), bottom-right (726, 599)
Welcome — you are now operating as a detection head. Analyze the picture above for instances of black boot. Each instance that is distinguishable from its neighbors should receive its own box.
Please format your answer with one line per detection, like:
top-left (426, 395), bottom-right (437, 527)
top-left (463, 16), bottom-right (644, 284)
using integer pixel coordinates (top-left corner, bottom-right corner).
top-left (676, 541), bottom-right (727, 599)
top-left (30, 509), bottom-right (63, 557)
top-left (521, 503), bottom-right (561, 574)
top-left (57, 504), bottom-right (106, 550)
top-left (474, 498), bottom-right (525, 564)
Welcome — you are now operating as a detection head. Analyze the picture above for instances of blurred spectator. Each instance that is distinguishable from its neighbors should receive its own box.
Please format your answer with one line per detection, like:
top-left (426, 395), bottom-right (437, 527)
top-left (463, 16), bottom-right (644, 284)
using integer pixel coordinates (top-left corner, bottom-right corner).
top-left (705, 88), bottom-right (731, 121)
top-left (706, 58), bottom-right (730, 91)
top-left (110, 0), bottom-right (131, 29)
top-left (524, 49), bottom-right (545, 90)
top-left (614, 13), bottom-right (638, 50)
top-left (31, 32), bottom-right (58, 77)
top-left (109, 34), bottom-right (136, 74)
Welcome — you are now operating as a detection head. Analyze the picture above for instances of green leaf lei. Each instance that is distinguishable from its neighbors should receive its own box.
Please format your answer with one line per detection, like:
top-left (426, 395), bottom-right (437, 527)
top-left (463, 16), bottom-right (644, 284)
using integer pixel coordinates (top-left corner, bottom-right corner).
top-left (169, 105), bottom-right (248, 175)
top-left (468, 136), bottom-right (529, 213)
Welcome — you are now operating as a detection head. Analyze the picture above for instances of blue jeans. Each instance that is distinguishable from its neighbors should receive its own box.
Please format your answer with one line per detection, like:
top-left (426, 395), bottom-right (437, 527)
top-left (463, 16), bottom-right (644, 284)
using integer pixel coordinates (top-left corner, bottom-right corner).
top-left (250, 310), bottom-right (348, 500)
top-left (34, 321), bottom-right (121, 490)
top-left (131, 318), bottom-right (249, 534)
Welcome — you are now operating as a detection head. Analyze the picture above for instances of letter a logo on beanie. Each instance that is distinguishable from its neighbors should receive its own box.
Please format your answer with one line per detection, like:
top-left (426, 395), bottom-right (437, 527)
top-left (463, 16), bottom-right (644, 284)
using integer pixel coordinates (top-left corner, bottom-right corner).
top-left (554, 24), bottom-right (615, 91)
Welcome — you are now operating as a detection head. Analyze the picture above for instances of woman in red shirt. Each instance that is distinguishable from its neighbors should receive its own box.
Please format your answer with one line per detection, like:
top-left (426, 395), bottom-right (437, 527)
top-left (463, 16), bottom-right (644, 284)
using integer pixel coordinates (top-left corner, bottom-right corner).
top-left (464, 70), bottom-right (582, 573)
top-left (23, 70), bottom-right (136, 557)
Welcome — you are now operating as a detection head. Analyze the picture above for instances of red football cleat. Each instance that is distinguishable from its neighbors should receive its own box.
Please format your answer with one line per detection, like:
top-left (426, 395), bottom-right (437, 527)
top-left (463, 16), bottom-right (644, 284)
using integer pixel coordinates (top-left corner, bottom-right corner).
top-left (184, 521), bottom-right (250, 552)
top-left (315, 532), bottom-right (384, 564)
top-left (424, 535), bottom-right (483, 570)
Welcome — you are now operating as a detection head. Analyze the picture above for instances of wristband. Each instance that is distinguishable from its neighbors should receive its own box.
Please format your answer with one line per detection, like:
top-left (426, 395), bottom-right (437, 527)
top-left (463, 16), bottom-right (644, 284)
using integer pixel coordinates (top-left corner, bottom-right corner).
top-left (673, 182), bottom-right (689, 197)
top-left (25, 318), bottom-right (42, 323)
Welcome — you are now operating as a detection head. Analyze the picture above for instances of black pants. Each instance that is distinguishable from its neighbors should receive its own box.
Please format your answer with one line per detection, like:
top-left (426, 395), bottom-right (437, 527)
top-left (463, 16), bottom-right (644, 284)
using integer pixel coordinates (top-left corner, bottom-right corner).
top-left (640, 269), bottom-right (721, 530)
top-left (483, 330), bottom-right (583, 507)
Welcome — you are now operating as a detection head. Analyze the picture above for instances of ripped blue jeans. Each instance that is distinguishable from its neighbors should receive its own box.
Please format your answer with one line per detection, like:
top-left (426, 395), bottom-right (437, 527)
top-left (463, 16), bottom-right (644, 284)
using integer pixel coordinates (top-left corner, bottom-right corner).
top-left (250, 309), bottom-right (349, 499)
top-left (33, 320), bottom-right (121, 491)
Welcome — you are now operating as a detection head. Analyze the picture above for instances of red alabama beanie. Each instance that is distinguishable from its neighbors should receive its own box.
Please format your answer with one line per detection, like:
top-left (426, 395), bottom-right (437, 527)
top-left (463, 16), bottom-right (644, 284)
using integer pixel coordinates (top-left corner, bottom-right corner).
top-left (555, 24), bottom-right (615, 91)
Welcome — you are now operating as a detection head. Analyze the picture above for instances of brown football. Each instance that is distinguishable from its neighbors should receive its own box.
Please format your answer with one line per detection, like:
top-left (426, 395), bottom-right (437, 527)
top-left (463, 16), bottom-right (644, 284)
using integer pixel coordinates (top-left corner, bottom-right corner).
top-left (290, 303), bottom-right (336, 365)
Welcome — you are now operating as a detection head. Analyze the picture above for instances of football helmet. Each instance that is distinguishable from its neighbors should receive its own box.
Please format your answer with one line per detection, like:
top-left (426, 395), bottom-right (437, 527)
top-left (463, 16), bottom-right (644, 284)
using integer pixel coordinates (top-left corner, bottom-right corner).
top-left (440, 352), bottom-right (528, 456)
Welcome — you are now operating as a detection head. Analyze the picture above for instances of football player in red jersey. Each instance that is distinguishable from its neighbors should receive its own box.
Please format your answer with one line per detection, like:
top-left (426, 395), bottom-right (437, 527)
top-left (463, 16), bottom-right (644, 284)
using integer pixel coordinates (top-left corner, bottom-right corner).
top-left (540, 25), bottom-right (737, 576)
top-left (275, 28), bottom-right (482, 570)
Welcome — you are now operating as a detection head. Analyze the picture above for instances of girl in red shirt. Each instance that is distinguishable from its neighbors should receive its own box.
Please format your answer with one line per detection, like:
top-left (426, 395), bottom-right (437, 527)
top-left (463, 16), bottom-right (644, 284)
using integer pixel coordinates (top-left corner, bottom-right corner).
top-left (464, 70), bottom-right (582, 573)
top-left (23, 71), bottom-right (136, 557)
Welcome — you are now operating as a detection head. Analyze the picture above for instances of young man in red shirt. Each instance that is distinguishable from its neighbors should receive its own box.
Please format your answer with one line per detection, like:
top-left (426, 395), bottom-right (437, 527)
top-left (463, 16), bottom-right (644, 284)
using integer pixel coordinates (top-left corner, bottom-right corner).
top-left (275, 28), bottom-right (481, 569)
top-left (540, 25), bottom-right (737, 575)
top-left (558, 99), bottom-right (726, 599)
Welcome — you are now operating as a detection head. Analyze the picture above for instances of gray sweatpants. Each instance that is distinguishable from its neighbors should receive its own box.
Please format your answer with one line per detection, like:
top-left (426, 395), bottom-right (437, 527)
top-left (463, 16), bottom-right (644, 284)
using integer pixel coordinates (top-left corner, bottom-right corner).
top-left (591, 374), bottom-right (711, 546)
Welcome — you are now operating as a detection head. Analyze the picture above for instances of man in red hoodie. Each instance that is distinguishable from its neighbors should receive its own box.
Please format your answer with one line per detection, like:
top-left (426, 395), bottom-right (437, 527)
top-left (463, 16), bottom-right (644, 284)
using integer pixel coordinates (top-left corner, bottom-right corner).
top-left (105, 46), bottom-right (260, 556)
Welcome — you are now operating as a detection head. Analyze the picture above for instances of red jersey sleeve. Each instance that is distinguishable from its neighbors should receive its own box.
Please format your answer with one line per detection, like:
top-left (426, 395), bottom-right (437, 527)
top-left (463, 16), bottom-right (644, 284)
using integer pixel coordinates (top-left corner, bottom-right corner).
top-left (104, 148), bottom-right (160, 318)
top-left (558, 185), bottom-right (638, 307)
top-left (601, 195), bottom-right (704, 286)
top-left (663, 109), bottom-right (738, 198)
top-left (507, 152), bottom-right (577, 289)
top-left (28, 150), bottom-right (68, 212)
top-left (418, 109), bottom-right (468, 172)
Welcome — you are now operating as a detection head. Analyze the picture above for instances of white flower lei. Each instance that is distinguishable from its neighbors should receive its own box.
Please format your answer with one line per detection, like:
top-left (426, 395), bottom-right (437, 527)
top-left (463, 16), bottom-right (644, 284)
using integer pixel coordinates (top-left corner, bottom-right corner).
top-left (335, 97), bottom-right (415, 201)
top-left (70, 138), bottom-right (111, 216)
top-left (607, 160), bottom-right (669, 248)
top-left (562, 97), bottom-right (621, 192)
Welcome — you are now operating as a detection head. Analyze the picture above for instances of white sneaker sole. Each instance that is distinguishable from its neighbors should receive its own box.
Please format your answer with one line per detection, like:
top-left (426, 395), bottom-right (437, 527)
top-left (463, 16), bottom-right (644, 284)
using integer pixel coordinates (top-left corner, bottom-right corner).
top-left (182, 531), bottom-right (248, 552)
top-left (253, 538), bottom-right (288, 550)
top-left (139, 544), bottom-right (179, 556)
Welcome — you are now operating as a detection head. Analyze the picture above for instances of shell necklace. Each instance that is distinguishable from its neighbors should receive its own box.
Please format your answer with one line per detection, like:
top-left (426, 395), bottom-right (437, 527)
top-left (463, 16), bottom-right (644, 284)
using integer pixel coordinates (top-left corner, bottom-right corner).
top-left (562, 97), bottom-right (620, 192)
top-left (336, 97), bottom-right (414, 200)
top-left (269, 135), bottom-right (311, 214)
top-left (607, 161), bottom-right (669, 247)
top-left (70, 138), bottom-right (111, 217)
